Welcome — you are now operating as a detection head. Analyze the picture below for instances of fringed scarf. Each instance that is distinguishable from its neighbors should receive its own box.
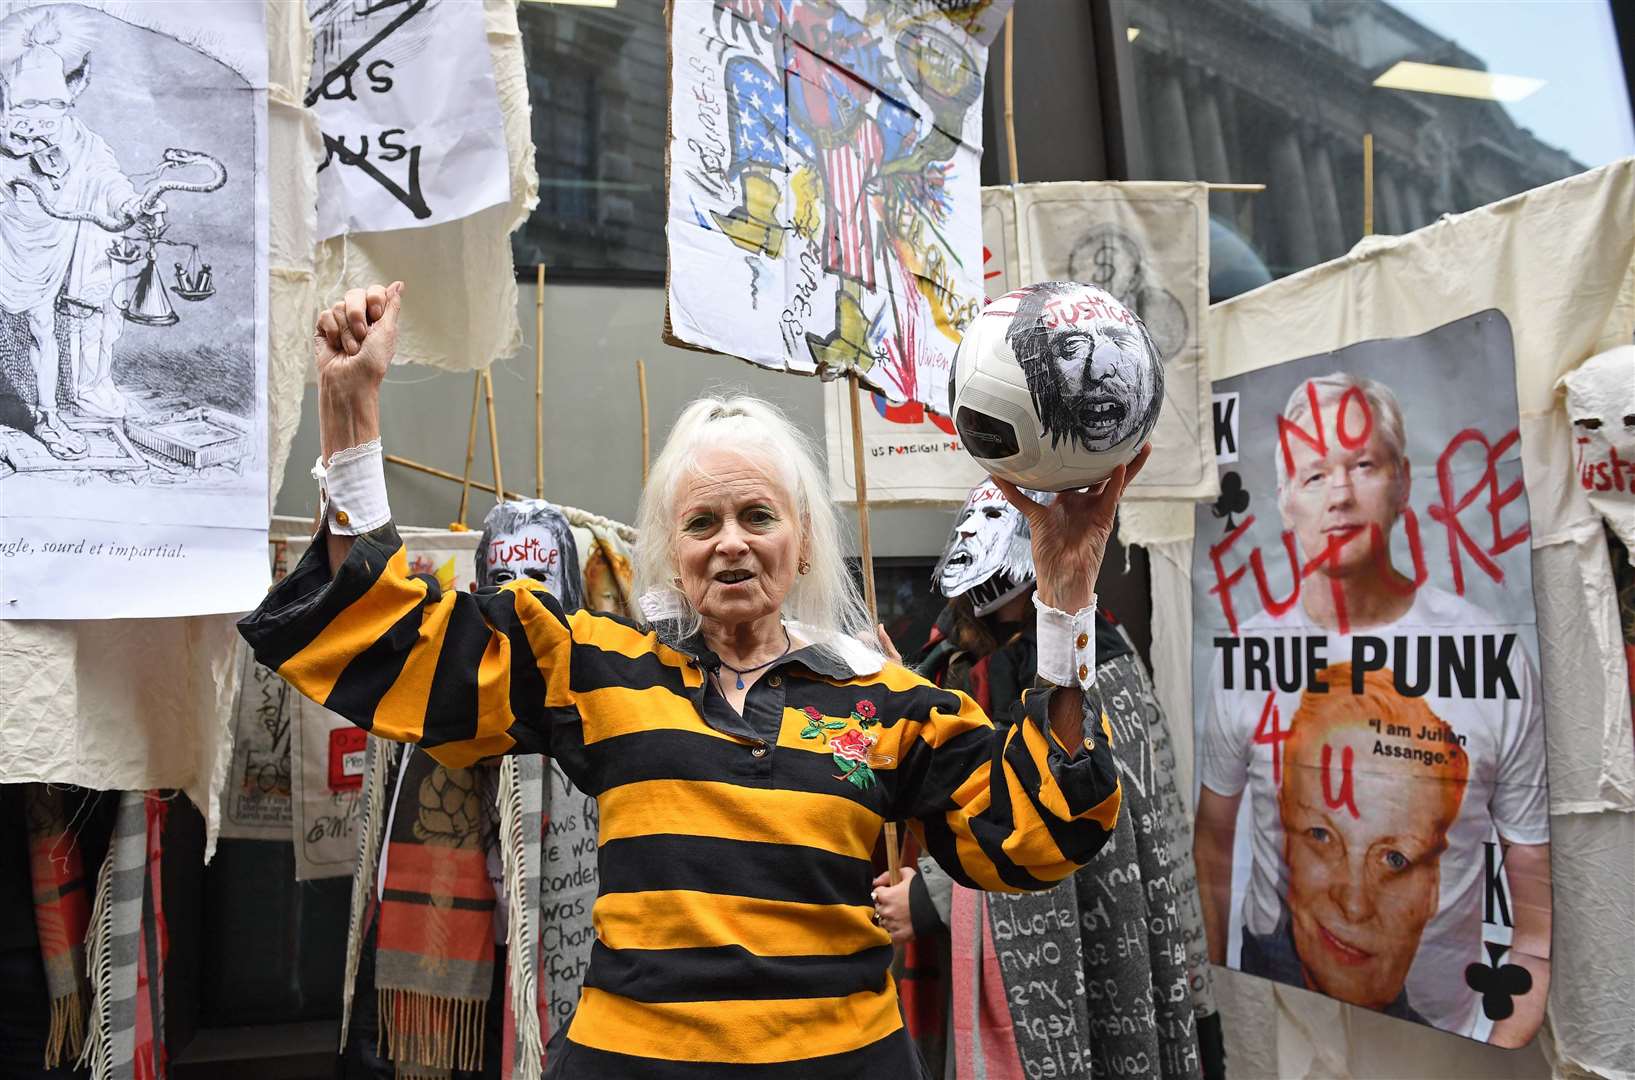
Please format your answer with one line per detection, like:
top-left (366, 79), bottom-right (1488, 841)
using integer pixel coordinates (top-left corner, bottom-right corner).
top-left (373, 750), bottom-right (498, 1079)
top-left (22, 784), bottom-right (91, 1069)
top-left (80, 790), bottom-right (169, 1080)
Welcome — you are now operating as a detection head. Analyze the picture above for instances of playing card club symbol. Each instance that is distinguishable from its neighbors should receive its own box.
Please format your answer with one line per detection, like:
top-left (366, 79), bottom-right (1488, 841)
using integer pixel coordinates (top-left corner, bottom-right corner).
top-left (1212, 471), bottom-right (1251, 531)
top-left (1464, 942), bottom-right (1532, 1021)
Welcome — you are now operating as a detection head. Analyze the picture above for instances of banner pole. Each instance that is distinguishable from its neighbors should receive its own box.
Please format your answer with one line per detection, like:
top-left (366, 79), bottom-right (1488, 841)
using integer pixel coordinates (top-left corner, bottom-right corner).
top-left (484, 368), bottom-right (505, 507)
top-left (637, 360), bottom-right (651, 487)
top-left (1363, 132), bottom-right (1375, 237)
top-left (535, 264), bottom-right (545, 499)
top-left (457, 371), bottom-right (481, 527)
top-left (847, 372), bottom-right (900, 883)
top-left (1003, 10), bottom-right (1020, 185)
top-left (390, 452), bottom-right (522, 502)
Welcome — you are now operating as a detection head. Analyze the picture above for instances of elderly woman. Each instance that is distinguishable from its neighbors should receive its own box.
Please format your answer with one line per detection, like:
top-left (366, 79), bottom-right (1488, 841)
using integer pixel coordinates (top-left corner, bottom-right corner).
top-left (241, 284), bottom-right (1145, 1078)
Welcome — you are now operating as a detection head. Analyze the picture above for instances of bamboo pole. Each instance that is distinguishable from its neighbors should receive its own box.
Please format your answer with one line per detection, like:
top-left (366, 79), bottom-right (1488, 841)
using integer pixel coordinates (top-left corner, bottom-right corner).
top-left (388, 452), bottom-right (526, 502)
top-left (637, 360), bottom-right (651, 487)
top-left (1003, 10), bottom-right (1019, 185)
top-left (1363, 133), bottom-right (1375, 237)
top-left (456, 371), bottom-right (481, 527)
top-left (483, 369), bottom-right (505, 507)
top-left (846, 373), bottom-right (899, 883)
top-left (535, 264), bottom-right (545, 499)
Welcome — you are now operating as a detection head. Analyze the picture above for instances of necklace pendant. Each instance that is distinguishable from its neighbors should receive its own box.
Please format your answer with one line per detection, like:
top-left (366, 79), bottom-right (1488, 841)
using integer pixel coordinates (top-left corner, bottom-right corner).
top-left (736, 675), bottom-right (746, 690)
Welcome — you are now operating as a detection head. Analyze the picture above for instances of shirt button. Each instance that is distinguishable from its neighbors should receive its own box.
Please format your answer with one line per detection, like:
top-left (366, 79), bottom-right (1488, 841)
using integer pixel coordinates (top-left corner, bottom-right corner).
top-left (751, 742), bottom-right (769, 758)
top-left (768, 675), bottom-right (782, 688)
top-left (335, 509), bottom-right (350, 526)
top-left (1076, 632), bottom-right (1089, 649)
top-left (1077, 663), bottom-right (1089, 680)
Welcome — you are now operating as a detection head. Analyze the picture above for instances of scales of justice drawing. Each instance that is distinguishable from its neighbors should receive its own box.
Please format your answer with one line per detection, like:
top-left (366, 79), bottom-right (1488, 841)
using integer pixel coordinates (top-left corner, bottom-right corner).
top-left (0, 6), bottom-right (249, 480)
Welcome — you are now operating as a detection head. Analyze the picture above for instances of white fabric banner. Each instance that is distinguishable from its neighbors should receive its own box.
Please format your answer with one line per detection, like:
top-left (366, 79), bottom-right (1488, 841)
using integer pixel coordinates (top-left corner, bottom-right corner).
top-left (822, 377), bottom-right (985, 504)
top-left (981, 181), bottom-right (1215, 500)
top-left (306, 0), bottom-right (509, 240)
top-left (0, 0), bottom-right (270, 619)
top-left (1135, 161), bottom-right (1635, 1079)
top-left (286, 526), bottom-right (479, 879)
top-left (665, 0), bottom-right (1008, 412)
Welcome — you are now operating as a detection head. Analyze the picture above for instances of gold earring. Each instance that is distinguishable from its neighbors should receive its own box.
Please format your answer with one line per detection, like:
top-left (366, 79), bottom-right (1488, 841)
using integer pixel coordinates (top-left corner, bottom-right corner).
top-left (672, 576), bottom-right (683, 588)
top-left (798, 559), bottom-right (811, 575)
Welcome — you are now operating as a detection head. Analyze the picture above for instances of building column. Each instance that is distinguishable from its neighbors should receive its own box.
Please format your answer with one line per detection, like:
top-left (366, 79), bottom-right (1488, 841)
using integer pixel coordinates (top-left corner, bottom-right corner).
top-left (1189, 72), bottom-right (1234, 218)
top-left (1307, 136), bottom-right (1347, 260)
top-left (1376, 164), bottom-right (1406, 235)
top-left (1151, 60), bottom-right (1198, 181)
top-left (1402, 180), bottom-right (1431, 232)
top-left (1269, 129), bottom-right (1320, 271)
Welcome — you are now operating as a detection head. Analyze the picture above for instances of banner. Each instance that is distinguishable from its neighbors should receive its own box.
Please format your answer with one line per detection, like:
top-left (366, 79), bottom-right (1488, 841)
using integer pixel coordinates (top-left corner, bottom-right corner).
top-left (823, 378), bottom-right (985, 503)
top-left (0, 1), bottom-right (269, 619)
top-left (1190, 310), bottom-right (1551, 1045)
top-left (982, 181), bottom-right (1213, 499)
top-left (664, 0), bottom-right (1009, 411)
top-left (306, 0), bottom-right (509, 240)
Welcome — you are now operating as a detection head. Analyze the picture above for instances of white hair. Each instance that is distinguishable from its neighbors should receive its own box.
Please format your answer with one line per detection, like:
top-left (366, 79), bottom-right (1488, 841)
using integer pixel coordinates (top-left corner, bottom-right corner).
top-left (633, 393), bottom-right (875, 656)
top-left (1275, 372), bottom-right (1408, 508)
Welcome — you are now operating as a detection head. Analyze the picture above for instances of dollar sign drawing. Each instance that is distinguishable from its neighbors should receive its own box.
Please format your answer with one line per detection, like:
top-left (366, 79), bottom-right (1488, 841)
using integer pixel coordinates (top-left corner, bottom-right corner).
top-left (1091, 241), bottom-right (1118, 288)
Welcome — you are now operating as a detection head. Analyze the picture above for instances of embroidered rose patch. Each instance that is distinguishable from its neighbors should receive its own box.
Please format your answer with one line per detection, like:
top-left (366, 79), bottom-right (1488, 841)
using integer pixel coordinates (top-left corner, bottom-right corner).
top-left (800, 705), bottom-right (846, 743)
top-left (829, 729), bottom-right (879, 789)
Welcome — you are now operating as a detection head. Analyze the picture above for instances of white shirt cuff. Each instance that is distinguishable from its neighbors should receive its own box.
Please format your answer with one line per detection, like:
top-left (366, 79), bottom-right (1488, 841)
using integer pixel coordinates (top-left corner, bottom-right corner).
top-left (311, 439), bottom-right (390, 536)
top-left (1034, 593), bottom-right (1097, 690)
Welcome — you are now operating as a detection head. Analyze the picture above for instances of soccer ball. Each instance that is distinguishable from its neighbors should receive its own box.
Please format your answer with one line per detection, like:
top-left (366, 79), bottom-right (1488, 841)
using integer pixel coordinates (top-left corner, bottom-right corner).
top-left (949, 281), bottom-right (1164, 491)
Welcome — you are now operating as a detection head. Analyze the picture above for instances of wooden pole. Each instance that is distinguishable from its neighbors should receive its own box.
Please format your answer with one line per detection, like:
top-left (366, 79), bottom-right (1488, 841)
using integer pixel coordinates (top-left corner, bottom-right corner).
top-left (535, 264), bottom-right (545, 499)
top-left (1363, 133), bottom-right (1375, 237)
top-left (388, 452), bottom-right (524, 502)
top-left (483, 368), bottom-right (505, 507)
top-left (456, 371), bottom-right (481, 527)
top-left (846, 373), bottom-right (899, 883)
top-left (1205, 182), bottom-right (1265, 193)
top-left (1003, 10), bottom-right (1019, 185)
top-left (637, 360), bottom-right (651, 487)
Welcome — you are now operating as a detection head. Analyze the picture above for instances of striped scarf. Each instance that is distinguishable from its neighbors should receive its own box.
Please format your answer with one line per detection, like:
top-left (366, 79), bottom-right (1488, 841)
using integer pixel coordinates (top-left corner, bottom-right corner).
top-left (373, 751), bottom-right (499, 1078)
top-left (22, 784), bottom-right (91, 1069)
top-left (80, 791), bottom-right (169, 1080)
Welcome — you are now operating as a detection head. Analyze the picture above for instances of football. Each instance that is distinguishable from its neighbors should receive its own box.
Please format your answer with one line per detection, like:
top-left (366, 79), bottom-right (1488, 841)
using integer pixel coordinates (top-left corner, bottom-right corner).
top-left (949, 281), bottom-right (1164, 491)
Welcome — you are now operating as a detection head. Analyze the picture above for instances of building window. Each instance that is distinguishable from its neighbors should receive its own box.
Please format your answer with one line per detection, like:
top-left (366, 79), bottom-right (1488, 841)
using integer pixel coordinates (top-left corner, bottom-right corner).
top-left (1123, 0), bottom-right (1635, 295)
top-left (513, 0), bottom-right (668, 279)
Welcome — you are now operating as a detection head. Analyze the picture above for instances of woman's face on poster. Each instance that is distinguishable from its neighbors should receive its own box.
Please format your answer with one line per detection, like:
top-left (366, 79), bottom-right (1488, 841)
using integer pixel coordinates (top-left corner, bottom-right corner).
top-left (1279, 396), bottom-right (1408, 578)
top-left (1280, 725), bottom-right (1450, 1011)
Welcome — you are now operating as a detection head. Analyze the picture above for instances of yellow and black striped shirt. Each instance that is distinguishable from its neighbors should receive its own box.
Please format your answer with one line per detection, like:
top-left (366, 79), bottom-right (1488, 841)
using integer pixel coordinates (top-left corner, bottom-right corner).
top-left (240, 526), bottom-right (1122, 1078)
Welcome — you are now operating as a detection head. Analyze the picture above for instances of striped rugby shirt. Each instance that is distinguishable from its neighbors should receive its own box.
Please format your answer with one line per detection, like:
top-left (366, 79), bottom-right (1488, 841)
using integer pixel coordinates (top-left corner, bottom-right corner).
top-left (240, 525), bottom-right (1123, 1078)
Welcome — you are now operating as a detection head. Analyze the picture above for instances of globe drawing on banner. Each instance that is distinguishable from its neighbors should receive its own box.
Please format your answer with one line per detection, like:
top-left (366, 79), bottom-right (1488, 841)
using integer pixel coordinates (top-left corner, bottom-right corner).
top-left (950, 280), bottom-right (1164, 490)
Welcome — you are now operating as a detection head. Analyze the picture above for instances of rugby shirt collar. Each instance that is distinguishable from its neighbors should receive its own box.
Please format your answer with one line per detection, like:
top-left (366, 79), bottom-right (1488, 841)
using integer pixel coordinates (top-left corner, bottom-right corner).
top-left (665, 620), bottom-right (885, 682)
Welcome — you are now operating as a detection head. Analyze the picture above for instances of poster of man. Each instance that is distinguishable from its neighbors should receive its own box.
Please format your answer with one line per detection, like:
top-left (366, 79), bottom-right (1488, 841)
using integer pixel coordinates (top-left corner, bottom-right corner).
top-left (1190, 310), bottom-right (1552, 1046)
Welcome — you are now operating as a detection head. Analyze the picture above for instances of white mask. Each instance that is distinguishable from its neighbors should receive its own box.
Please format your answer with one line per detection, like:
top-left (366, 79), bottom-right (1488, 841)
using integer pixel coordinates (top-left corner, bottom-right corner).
top-left (1562, 344), bottom-right (1635, 549)
top-left (932, 481), bottom-right (1048, 616)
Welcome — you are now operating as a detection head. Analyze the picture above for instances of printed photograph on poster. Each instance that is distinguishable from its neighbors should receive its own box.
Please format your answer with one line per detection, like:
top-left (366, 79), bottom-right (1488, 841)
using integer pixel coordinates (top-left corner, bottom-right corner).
top-left (0, 0), bottom-right (269, 619)
top-left (1189, 310), bottom-right (1551, 1046)
top-left (665, 0), bottom-right (1010, 412)
top-left (306, 0), bottom-right (509, 239)
top-left (823, 378), bottom-right (985, 503)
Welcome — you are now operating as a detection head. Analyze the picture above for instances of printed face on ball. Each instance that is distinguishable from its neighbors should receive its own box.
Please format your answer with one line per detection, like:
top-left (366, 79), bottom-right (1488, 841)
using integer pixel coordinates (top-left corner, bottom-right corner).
top-left (1004, 282), bottom-right (1163, 454)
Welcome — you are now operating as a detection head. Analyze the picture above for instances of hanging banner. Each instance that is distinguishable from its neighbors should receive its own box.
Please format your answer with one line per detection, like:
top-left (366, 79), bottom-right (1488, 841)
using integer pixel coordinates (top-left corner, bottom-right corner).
top-left (0, 1), bottom-right (269, 619)
top-left (982, 181), bottom-right (1213, 499)
top-left (664, 0), bottom-right (1009, 411)
top-left (1189, 310), bottom-right (1551, 1045)
top-left (283, 526), bottom-right (480, 879)
top-left (823, 378), bottom-right (985, 504)
top-left (305, 0), bottom-right (510, 240)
